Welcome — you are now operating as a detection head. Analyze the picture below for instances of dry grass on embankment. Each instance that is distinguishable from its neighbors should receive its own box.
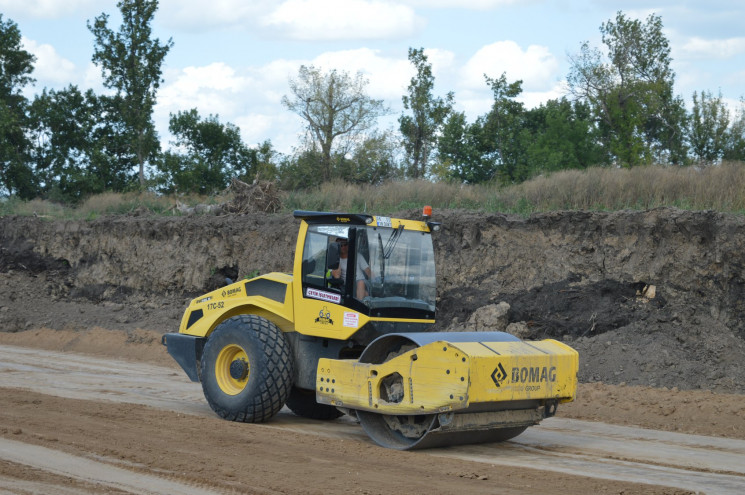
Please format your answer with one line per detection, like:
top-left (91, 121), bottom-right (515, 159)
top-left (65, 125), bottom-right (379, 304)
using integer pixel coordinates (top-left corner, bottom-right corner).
top-left (284, 161), bottom-right (745, 215)
top-left (2, 161), bottom-right (745, 218)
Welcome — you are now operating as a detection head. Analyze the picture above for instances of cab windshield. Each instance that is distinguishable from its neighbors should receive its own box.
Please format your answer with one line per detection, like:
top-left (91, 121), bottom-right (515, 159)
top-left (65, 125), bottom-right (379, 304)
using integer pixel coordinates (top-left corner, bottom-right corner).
top-left (301, 224), bottom-right (436, 315)
top-left (358, 226), bottom-right (436, 313)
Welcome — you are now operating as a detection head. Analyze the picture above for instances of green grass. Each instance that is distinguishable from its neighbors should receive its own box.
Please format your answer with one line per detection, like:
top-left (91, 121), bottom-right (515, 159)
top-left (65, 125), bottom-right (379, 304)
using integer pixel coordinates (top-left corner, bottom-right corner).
top-left (3, 161), bottom-right (745, 219)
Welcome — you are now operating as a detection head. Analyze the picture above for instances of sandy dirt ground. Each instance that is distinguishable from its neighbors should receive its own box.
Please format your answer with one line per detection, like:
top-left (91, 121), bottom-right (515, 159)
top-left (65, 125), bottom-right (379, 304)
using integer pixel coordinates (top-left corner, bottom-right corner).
top-left (2, 328), bottom-right (745, 495)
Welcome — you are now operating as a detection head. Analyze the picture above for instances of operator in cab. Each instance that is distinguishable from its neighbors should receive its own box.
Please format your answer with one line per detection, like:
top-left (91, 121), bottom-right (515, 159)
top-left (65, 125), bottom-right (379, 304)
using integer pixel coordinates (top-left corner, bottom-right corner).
top-left (330, 236), bottom-right (371, 299)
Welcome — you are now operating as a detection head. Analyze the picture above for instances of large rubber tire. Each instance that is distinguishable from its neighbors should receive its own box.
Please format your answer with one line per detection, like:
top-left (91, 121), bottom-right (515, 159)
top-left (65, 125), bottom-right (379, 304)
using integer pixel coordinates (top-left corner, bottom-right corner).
top-left (285, 386), bottom-right (343, 420)
top-left (200, 315), bottom-right (293, 423)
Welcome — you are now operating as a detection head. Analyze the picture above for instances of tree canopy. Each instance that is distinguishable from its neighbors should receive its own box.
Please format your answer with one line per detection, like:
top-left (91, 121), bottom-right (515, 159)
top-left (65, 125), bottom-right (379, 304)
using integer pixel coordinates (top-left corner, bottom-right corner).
top-left (0, 15), bottom-right (36, 198)
top-left (88, 0), bottom-right (173, 187)
top-left (568, 11), bottom-right (685, 166)
top-left (399, 48), bottom-right (453, 179)
top-left (155, 109), bottom-right (277, 195)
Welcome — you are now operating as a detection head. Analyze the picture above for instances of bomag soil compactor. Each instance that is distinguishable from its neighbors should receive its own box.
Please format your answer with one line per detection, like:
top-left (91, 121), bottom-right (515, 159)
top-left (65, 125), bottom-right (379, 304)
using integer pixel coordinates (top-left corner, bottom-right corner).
top-left (163, 209), bottom-right (578, 450)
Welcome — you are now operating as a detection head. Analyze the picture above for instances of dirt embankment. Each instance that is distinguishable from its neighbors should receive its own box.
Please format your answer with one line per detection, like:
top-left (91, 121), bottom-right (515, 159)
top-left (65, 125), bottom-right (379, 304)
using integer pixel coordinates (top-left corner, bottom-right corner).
top-left (1, 208), bottom-right (745, 393)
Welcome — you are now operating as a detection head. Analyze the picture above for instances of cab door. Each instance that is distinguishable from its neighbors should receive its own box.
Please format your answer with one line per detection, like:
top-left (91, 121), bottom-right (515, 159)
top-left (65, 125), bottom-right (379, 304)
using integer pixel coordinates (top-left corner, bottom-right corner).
top-left (293, 222), bottom-right (368, 339)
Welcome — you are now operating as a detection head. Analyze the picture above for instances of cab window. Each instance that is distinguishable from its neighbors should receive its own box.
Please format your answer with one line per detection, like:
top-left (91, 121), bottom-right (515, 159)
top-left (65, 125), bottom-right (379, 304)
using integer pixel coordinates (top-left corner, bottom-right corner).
top-left (301, 225), bottom-right (349, 290)
top-left (301, 231), bottom-right (329, 288)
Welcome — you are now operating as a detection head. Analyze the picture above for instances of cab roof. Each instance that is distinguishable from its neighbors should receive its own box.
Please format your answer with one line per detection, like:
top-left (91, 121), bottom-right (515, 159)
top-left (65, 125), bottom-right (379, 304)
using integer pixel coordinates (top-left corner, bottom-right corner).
top-left (293, 210), bottom-right (439, 233)
top-left (293, 210), bottom-right (372, 225)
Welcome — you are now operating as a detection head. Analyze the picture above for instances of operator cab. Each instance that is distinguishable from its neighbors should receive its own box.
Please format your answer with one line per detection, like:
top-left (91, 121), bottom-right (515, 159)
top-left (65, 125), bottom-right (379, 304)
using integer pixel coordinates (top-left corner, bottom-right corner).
top-left (296, 211), bottom-right (437, 320)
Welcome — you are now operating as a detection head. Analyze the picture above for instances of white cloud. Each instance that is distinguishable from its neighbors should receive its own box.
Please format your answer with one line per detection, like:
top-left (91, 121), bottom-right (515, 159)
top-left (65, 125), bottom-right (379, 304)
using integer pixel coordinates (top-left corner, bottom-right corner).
top-left (81, 62), bottom-right (107, 93)
top-left (457, 89), bottom-right (493, 118)
top-left (158, 0), bottom-right (276, 31)
top-left (401, 0), bottom-right (521, 9)
top-left (312, 47), bottom-right (459, 103)
top-left (310, 48), bottom-right (412, 100)
top-left (22, 37), bottom-right (77, 87)
top-left (519, 83), bottom-right (567, 109)
top-left (672, 60), bottom-right (707, 96)
top-left (235, 112), bottom-right (302, 150)
top-left (454, 47), bottom-right (566, 119)
top-left (160, 0), bottom-right (427, 39)
top-left (253, 58), bottom-right (304, 93)
top-left (456, 81), bottom-right (565, 119)
top-left (155, 60), bottom-right (302, 152)
top-left (462, 41), bottom-right (559, 92)
top-left (0, 0), bottom-right (99, 19)
top-left (680, 36), bottom-right (745, 59)
top-left (421, 48), bottom-right (457, 78)
top-left (261, 0), bottom-right (424, 40)
top-left (724, 70), bottom-right (745, 92)
top-left (722, 96), bottom-right (745, 116)
top-left (158, 62), bottom-right (250, 117)
top-left (621, 8), bottom-right (662, 22)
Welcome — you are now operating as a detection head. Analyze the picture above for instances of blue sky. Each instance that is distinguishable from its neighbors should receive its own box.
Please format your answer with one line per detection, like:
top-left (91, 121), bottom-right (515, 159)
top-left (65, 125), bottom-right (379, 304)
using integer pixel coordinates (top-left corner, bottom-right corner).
top-left (3, 0), bottom-right (744, 154)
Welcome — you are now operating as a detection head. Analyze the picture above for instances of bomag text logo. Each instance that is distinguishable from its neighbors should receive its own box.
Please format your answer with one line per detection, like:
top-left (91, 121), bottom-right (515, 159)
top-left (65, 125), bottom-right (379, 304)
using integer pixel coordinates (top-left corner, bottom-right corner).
top-left (492, 364), bottom-right (557, 389)
top-left (336, 216), bottom-right (350, 223)
top-left (512, 366), bottom-right (557, 384)
top-left (315, 306), bottom-right (334, 325)
top-left (222, 287), bottom-right (242, 297)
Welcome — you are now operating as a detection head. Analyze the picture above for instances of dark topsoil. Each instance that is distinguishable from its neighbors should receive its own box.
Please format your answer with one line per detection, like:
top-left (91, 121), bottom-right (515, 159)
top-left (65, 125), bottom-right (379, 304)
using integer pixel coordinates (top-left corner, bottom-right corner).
top-left (1, 207), bottom-right (744, 393)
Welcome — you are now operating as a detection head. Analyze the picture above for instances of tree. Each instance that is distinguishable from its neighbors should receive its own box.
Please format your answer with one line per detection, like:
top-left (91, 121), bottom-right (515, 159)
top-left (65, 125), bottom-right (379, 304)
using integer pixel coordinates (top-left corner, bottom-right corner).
top-left (724, 99), bottom-right (745, 162)
top-left (282, 65), bottom-right (386, 181)
top-left (337, 131), bottom-right (401, 184)
top-left (481, 74), bottom-right (527, 183)
top-left (278, 149), bottom-right (325, 191)
top-left (437, 111), bottom-right (489, 183)
top-left (437, 74), bottom-right (526, 184)
top-left (27, 86), bottom-right (102, 201)
top-left (155, 109), bottom-right (255, 194)
top-left (0, 15), bottom-right (36, 198)
top-left (169, 109), bottom-right (246, 171)
top-left (689, 90), bottom-right (731, 164)
top-left (88, 0), bottom-right (173, 187)
top-left (568, 11), bottom-right (684, 166)
top-left (279, 132), bottom-right (399, 191)
top-left (89, 94), bottom-right (143, 192)
top-left (238, 140), bottom-right (279, 183)
top-left (522, 98), bottom-right (607, 175)
top-left (649, 91), bottom-right (688, 165)
top-left (29, 90), bottom-right (140, 199)
top-left (399, 48), bottom-right (453, 179)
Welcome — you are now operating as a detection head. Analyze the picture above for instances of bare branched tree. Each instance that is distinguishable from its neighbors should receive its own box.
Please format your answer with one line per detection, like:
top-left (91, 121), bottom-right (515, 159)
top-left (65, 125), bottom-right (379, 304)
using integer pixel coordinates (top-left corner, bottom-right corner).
top-left (282, 65), bottom-right (386, 181)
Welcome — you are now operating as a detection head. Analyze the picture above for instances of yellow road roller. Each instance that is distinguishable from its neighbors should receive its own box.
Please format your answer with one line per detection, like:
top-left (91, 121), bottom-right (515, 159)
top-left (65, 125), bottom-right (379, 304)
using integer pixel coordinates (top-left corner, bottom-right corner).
top-left (163, 209), bottom-right (578, 450)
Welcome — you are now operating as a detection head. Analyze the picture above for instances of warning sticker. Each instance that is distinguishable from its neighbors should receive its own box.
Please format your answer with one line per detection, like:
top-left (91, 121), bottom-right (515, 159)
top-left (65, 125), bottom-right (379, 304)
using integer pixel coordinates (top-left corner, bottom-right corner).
top-left (343, 312), bottom-right (359, 328)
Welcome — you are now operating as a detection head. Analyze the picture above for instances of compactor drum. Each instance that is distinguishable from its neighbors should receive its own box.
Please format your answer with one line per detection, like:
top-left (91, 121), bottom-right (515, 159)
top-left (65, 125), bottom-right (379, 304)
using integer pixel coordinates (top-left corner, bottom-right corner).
top-left (164, 209), bottom-right (579, 450)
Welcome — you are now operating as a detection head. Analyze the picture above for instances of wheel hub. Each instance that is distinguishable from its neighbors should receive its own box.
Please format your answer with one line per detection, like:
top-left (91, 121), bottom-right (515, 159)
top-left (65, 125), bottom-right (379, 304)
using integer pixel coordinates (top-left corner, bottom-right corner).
top-left (230, 359), bottom-right (248, 380)
top-left (215, 343), bottom-right (249, 395)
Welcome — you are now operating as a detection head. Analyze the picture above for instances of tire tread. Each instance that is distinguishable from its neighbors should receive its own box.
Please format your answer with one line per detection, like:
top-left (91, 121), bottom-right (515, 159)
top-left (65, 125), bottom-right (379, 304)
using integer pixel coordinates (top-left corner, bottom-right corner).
top-left (201, 314), bottom-right (293, 423)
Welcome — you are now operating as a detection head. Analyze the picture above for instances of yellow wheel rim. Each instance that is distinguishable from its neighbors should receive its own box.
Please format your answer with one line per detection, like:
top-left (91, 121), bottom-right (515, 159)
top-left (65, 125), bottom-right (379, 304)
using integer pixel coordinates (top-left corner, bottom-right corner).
top-left (215, 344), bottom-right (250, 395)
